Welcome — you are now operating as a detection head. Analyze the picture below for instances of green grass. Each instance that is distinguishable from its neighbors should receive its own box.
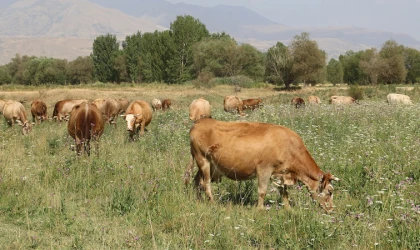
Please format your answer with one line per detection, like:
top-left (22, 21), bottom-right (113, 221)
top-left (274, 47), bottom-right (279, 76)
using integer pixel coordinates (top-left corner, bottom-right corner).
top-left (0, 86), bottom-right (419, 249)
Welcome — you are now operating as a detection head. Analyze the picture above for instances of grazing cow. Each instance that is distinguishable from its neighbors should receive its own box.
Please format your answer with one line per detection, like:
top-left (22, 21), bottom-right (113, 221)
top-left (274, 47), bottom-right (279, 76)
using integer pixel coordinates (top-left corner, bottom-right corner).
top-left (53, 99), bottom-right (88, 123)
top-left (184, 118), bottom-right (339, 212)
top-left (189, 97), bottom-right (211, 122)
top-left (242, 98), bottom-right (263, 110)
top-left (291, 97), bottom-right (305, 109)
top-left (162, 99), bottom-right (172, 110)
top-left (30, 99), bottom-right (48, 124)
top-left (67, 102), bottom-right (105, 156)
top-left (151, 98), bottom-right (162, 111)
top-left (2, 100), bottom-right (32, 135)
top-left (308, 95), bottom-right (321, 105)
top-left (122, 100), bottom-right (153, 141)
top-left (329, 96), bottom-right (356, 105)
top-left (118, 98), bottom-right (130, 114)
top-left (387, 93), bottom-right (412, 105)
top-left (0, 99), bottom-right (7, 114)
top-left (93, 98), bottom-right (120, 127)
top-left (223, 95), bottom-right (245, 115)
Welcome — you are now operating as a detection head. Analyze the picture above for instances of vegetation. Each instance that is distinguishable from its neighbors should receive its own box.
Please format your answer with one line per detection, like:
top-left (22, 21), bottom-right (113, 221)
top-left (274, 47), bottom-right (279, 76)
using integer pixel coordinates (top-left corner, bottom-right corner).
top-left (0, 15), bottom-right (419, 87)
top-left (0, 84), bottom-right (419, 249)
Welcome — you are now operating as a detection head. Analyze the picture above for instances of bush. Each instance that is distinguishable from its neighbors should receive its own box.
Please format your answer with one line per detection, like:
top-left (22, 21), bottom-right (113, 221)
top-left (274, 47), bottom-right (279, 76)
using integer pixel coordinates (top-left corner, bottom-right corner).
top-left (209, 75), bottom-right (257, 88)
top-left (348, 84), bottom-right (364, 100)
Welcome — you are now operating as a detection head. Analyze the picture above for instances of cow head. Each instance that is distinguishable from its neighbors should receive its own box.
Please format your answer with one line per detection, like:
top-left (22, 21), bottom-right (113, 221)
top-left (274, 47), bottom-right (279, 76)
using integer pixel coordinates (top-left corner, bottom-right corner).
top-left (317, 173), bottom-right (339, 212)
top-left (123, 113), bottom-right (142, 132)
top-left (21, 121), bottom-right (33, 135)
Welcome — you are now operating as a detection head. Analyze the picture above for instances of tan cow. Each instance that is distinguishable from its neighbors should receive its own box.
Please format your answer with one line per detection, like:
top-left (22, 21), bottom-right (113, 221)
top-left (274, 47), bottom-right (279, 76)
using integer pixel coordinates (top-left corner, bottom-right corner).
top-left (387, 93), bottom-right (412, 105)
top-left (223, 95), bottom-right (245, 115)
top-left (291, 97), bottom-right (305, 109)
top-left (242, 98), bottom-right (263, 110)
top-left (53, 99), bottom-right (88, 123)
top-left (93, 98), bottom-right (120, 127)
top-left (184, 118), bottom-right (339, 212)
top-left (151, 98), bottom-right (162, 111)
top-left (162, 99), bottom-right (172, 110)
top-left (329, 96), bottom-right (356, 105)
top-left (2, 100), bottom-right (32, 135)
top-left (308, 95), bottom-right (321, 105)
top-left (30, 99), bottom-right (48, 124)
top-left (122, 100), bottom-right (153, 141)
top-left (67, 102), bottom-right (105, 156)
top-left (0, 99), bottom-right (7, 114)
top-left (118, 98), bottom-right (130, 114)
top-left (189, 97), bottom-right (211, 122)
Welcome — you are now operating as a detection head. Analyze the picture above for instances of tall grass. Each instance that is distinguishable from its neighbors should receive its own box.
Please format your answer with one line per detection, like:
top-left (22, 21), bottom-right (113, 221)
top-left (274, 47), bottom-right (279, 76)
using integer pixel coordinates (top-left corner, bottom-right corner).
top-left (0, 86), bottom-right (419, 249)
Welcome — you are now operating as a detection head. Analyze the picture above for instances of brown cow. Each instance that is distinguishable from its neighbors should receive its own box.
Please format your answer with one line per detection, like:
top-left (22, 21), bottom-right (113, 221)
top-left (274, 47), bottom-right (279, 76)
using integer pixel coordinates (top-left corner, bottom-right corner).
top-left (329, 96), bottom-right (356, 105)
top-left (2, 100), bottom-right (32, 135)
top-left (291, 97), bottom-right (305, 109)
top-left (151, 98), bottom-right (162, 111)
top-left (162, 99), bottom-right (172, 110)
top-left (242, 98), bottom-right (263, 110)
top-left (308, 95), bottom-right (321, 105)
top-left (189, 97), bottom-right (211, 122)
top-left (30, 99), bottom-right (48, 124)
top-left (122, 100), bottom-right (153, 141)
top-left (93, 98), bottom-right (120, 127)
top-left (223, 95), bottom-right (245, 115)
top-left (53, 99), bottom-right (88, 123)
top-left (67, 102), bottom-right (104, 156)
top-left (118, 98), bottom-right (130, 114)
top-left (184, 118), bottom-right (339, 212)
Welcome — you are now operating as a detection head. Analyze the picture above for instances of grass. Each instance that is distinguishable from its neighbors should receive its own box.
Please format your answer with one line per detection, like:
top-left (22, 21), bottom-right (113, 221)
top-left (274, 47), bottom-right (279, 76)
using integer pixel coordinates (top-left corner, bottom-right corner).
top-left (0, 84), bottom-right (419, 249)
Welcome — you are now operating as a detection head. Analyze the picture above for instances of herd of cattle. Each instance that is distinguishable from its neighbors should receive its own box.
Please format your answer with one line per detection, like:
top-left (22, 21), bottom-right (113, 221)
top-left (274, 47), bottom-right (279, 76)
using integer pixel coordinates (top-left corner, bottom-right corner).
top-left (0, 92), bottom-right (414, 212)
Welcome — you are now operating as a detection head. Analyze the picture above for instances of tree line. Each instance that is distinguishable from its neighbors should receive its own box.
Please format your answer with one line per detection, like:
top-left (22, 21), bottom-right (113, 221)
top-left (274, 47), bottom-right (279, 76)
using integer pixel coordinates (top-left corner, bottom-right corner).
top-left (0, 15), bottom-right (419, 87)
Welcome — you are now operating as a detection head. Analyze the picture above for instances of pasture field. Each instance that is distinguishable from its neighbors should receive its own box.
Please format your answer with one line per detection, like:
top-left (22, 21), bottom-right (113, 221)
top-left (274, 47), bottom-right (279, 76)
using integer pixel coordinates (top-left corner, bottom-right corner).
top-left (0, 83), bottom-right (419, 249)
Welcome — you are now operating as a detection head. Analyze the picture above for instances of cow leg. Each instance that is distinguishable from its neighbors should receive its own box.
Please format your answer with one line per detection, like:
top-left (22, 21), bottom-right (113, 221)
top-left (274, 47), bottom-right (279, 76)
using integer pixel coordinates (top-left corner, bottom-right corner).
top-left (197, 158), bottom-right (214, 202)
top-left (75, 137), bottom-right (82, 156)
top-left (85, 141), bottom-right (91, 156)
top-left (257, 171), bottom-right (272, 209)
top-left (184, 156), bottom-right (195, 185)
top-left (139, 121), bottom-right (145, 136)
top-left (279, 185), bottom-right (291, 210)
top-left (193, 170), bottom-right (204, 200)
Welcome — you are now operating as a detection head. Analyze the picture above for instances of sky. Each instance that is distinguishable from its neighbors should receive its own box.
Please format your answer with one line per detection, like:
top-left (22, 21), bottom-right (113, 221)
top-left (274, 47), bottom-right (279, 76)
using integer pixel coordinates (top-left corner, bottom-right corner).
top-left (167, 0), bottom-right (420, 40)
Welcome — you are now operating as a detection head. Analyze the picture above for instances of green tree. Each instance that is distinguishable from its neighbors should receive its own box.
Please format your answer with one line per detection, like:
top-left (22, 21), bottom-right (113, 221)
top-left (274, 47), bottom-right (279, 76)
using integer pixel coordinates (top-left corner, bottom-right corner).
top-left (123, 32), bottom-right (142, 83)
top-left (403, 47), bottom-right (420, 83)
top-left (6, 54), bottom-right (36, 84)
top-left (112, 51), bottom-right (128, 84)
top-left (0, 65), bottom-right (11, 84)
top-left (170, 15), bottom-right (210, 83)
top-left (359, 48), bottom-right (386, 85)
top-left (237, 43), bottom-right (265, 81)
top-left (67, 56), bottom-right (94, 84)
top-left (379, 40), bottom-right (407, 84)
top-left (91, 34), bottom-right (120, 83)
top-left (290, 32), bottom-right (326, 85)
top-left (34, 58), bottom-right (68, 85)
top-left (326, 59), bottom-right (343, 84)
top-left (265, 42), bottom-right (294, 88)
top-left (339, 51), bottom-right (366, 84)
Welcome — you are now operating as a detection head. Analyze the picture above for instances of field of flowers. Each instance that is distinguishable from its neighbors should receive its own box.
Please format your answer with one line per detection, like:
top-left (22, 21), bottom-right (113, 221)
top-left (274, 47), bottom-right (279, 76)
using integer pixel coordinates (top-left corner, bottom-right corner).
top-left (0, 85), bottom-right (419, 249)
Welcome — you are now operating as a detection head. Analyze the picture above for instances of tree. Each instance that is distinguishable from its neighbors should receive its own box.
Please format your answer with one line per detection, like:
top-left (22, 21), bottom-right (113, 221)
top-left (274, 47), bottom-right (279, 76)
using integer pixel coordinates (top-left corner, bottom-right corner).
top-left (112, 51), bottom-right (128, 84)
top-left (123, 32), bottom-right (142, 83)
top-left (403, 47), bottom-right (420, 83)
top-left (91, 34), bottom-right (120, 83)
top-left (359, 48), bottom-right (386, 85)
top-left (237, 44), bottom-right (265, 81)
top-left (289, 32), bottom-right (326, 85)
top-left (265, 42), bottom-right (294, 88)
top-left (379, 40), bottom-right (406, 83)
top-left (67, 56), bottom-right (94, 84)
top-left (0, 65), bottom-right (11, 84)
top-left (339, 51), bottom-right (367, 84)
top-left (170, 15), bottom-right (210, 83)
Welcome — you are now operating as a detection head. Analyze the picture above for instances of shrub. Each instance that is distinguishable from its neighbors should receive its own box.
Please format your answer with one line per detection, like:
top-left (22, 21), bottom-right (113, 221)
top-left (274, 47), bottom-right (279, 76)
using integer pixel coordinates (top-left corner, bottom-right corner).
top-left (348, 84), bottom-right (364, 100)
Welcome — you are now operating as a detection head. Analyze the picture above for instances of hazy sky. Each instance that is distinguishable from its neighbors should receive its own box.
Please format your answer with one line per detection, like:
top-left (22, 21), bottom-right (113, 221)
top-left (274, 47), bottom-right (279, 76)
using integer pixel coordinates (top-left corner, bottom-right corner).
top-left (167, 0), bottom-right (420, 40)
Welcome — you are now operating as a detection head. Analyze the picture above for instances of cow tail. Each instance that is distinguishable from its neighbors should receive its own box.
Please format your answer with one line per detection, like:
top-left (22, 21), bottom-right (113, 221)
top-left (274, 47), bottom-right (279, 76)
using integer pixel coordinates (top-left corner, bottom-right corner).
top-left (184, 154), bottom-right (195, 185)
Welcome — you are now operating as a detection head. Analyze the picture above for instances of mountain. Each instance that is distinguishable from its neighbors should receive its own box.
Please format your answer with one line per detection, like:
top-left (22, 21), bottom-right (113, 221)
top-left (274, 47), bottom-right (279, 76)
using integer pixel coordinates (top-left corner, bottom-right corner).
top-left (0, 0), bottom-right (419, 65)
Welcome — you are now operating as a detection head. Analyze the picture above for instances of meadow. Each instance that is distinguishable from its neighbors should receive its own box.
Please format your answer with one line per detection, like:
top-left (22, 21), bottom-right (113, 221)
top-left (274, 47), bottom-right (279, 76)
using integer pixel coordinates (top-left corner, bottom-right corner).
top-left (0, 83), bottom-right (419, 249)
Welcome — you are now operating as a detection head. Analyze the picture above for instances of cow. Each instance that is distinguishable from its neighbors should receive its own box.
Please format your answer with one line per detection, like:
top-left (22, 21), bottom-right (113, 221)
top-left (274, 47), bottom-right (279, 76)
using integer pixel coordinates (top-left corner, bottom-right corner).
top-left (53, 99), bottom-right (88, 123)
top-left (162, 99), bottom-right (172, 110)
top-left (184, 118), bottom-right (339, 212)
top-left (308, 95), bottom-right (321, 105)
top-left (93, 98), bottom-right (120, 127)
top-left (0, 99), bottom-right (7, 114)
top-left (67, 102), bottom-right (105, 156)
top-left (223, 95), bottom-right (245, 115)
top-left (2, 100), bottom-right (32, 135)
top-left (189, 97), bottom-right (211, 122)
top-left (387, 93), bottom-right (412, 105)
top-left (151, 98), bottom-right (162, 111)
top-left (118, 98), bottom-right (130, 114)
top-left (242, 98), bottom-right (263, 110)
top-left (122, 100), bottom-right (153, 141)
top-left (30, 99), bottom-right (48, 124)
top-left (291, 97), bottom-right (305, 109)
top-left (329, 96), bottom-right (356, 105)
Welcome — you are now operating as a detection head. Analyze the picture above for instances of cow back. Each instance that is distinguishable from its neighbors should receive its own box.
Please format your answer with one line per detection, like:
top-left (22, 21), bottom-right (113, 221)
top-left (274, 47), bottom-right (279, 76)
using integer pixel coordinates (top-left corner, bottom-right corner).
top-left (126, 100), bottom-right (153, 126)
top-left (67, 102), bottom-right (104, 141)
top-left (189, 98), bottom-right (211, 121)
top-left (223, 95), bottom-right (243, 113)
